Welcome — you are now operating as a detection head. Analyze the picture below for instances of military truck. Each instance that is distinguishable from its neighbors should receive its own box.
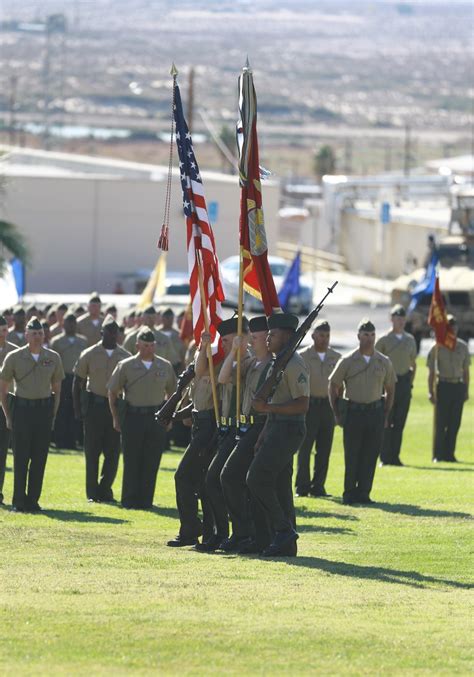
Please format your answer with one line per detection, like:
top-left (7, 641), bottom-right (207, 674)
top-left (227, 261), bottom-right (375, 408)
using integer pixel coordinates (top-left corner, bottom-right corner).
top-left (391, 185), bottom-right (474, 349)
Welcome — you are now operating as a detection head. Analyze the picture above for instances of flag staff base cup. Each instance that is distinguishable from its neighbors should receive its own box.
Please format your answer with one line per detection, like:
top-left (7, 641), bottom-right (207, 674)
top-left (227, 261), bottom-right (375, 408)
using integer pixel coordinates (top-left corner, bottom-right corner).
top-left (235, 245), bottom-right (245, 437)
top-left (196, 253), bottom-right (220, 427)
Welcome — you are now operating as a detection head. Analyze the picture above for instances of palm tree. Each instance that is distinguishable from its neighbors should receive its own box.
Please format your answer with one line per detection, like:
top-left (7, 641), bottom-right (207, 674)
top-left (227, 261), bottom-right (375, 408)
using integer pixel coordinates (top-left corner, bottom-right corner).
top-left (0, 173), bottom-right (29, 273)
top-left (0, 219), bottom-right (28, 273)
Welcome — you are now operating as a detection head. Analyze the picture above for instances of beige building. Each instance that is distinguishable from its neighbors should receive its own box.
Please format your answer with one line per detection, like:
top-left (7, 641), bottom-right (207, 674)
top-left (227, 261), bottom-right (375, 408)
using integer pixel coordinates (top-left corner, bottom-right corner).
top-left (0, 146), bottom-right (280, 293)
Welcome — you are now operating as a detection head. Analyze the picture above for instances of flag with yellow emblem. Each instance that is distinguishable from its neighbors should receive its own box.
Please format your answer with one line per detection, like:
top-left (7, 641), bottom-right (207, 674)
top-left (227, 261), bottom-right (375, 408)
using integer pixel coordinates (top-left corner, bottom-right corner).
top-left (237, 60), bottom-right (280, 316)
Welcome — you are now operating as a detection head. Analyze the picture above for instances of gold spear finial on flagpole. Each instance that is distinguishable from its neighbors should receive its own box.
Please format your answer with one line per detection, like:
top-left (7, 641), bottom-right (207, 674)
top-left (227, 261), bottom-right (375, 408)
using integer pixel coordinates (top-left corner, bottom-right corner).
top-left (170, 63), bottom-right (178, 77)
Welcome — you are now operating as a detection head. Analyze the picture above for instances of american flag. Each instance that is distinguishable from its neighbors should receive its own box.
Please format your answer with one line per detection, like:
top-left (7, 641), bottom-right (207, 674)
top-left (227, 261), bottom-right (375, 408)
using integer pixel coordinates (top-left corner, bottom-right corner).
top-left (173, 81), bottom-right (225, 354)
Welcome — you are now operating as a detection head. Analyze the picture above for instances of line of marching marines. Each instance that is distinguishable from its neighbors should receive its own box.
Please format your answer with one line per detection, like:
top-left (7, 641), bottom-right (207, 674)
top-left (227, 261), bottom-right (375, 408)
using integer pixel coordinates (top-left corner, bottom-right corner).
top-left (0, 295), bottom-right (470, 557)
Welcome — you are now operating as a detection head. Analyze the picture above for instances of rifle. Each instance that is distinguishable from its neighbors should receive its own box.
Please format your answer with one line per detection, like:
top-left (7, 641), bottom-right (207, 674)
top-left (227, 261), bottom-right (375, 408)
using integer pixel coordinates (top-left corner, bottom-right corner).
top-left (156, 363), bottom-right (195, 424)
top-left (254, 282), bottom-right (338, 403)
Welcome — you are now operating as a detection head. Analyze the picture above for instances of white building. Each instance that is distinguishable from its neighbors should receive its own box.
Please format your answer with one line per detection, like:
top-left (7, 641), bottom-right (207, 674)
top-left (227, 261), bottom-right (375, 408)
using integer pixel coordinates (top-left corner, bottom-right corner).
top-left (0, 146), bottom-right (280, 294)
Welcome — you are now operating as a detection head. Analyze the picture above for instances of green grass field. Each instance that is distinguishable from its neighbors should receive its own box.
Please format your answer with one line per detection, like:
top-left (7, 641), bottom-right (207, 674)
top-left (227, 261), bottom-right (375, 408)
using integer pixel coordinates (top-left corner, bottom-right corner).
top-left (1, 361), bottom-right (473, 675)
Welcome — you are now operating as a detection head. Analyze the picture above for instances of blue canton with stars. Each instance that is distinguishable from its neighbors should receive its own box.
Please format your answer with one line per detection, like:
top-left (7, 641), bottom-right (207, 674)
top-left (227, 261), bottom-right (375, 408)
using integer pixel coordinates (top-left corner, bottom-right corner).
top-left (174, 83), bottom-right (202, 217)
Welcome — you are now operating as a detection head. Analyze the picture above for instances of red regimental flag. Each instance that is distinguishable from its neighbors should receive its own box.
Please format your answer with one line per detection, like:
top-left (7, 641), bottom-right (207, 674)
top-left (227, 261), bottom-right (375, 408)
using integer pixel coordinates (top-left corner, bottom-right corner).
top-left (428, 277), bottom-right (456, 350)
top-left (238, 65), bottom-right (280, 316)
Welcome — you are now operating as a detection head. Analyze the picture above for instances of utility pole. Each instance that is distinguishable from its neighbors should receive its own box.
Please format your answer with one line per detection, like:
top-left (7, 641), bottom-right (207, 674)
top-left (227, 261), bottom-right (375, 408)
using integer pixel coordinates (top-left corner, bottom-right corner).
top-left (8, 75), bottom-right (18, 146)
top-left (384, 139), bottom-right (392, 172)
top-left (42, 26), bottom-right (52, 149)
top-left (403, 123), bottom-right (411, 177)
top-left (187, 67), bottom-right (195, 134)
top-left (344, 137), bottom-right (353, 175)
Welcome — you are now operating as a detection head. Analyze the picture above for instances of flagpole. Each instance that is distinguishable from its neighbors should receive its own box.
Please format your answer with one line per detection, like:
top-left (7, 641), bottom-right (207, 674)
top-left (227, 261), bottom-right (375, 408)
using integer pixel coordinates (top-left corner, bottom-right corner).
top-left (236, 244), bottom-right (245, 434)
top-left (432, 343), bottom-right (439, 459)
top-left (196, 252), bottom-right (220, 427)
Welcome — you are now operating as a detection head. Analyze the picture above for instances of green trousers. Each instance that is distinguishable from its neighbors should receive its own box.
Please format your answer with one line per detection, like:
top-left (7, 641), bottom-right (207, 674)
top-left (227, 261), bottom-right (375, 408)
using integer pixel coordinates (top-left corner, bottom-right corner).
top-left (121, 410), bottom-right (167, 509)
top-left (12, 400), bottom-right (53, 509)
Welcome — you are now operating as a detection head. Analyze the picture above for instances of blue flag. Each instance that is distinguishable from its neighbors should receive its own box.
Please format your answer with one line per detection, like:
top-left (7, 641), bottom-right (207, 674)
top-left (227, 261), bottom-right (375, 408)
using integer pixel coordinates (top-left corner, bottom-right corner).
top-left (408, 250), bottom-right (438, 313)
top-left (278, 251), bottom-right (301, 312)
top-left (10, 257), bottom-right (25, 297)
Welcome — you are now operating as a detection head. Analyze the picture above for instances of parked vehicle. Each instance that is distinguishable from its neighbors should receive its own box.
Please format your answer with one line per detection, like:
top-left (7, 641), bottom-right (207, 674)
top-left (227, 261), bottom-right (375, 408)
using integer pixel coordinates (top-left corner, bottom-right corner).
top-left (220, 255), bottom-right (313, 314)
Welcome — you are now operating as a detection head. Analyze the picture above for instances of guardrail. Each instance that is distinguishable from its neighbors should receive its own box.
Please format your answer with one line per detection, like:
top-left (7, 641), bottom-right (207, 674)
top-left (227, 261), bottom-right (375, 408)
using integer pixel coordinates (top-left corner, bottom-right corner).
top-left (277, 242), bottom-right (346, 272)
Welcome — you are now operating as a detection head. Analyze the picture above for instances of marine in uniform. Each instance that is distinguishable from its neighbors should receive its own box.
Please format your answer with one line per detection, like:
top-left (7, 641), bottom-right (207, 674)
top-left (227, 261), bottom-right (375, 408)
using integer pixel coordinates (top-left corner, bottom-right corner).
top-left (50, 312), bottom-right (88, 449)
top-left (77, 294), bottom-right (103, 347)
top-left (73, 315), bottom-right (129, 502)
top-left (0, 317), bottom-right (65, 511)
top-left (167, 355), bottom-right (218, 547)
top-left (428, 315), bottom-right (470, 462)
top-left (7, 306), bottom-right (27, 347)
top-left (247, 313), bottom-right (310, 557)
top-left (108, 329), bottom-right (176, 509)
top-left (375, 304), bottom-right (417, 466)
top-left (219, 315), bottom-right (272, 553)
top-left (296, 320), bottom-right (341, 497)
top-left (159, 307), bottom-right (186, 372)
top-left (0, 316), bottom-right (17, 504)
top-left (123, 305), bottom-right (179, 367)
top-left (196, 317), bottom-right (249, 552)
top-left (329, 319), bottom-right (396, 505)
top-left (49, 303), bottom-right (69, 339)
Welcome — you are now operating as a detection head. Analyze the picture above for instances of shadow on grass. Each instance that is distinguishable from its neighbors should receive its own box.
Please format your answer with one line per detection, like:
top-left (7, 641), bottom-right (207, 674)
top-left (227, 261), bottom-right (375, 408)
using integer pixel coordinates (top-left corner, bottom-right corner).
top-left (295, 507), bottom-right (359, 522)
top-left (116, 504), bottom-right (180, 519)
top-left (405, 464), bottom-right (474, 473)
top-left (328, 498), bottom-right (472, 519)
top-left (284, 557), bottom-right (473, 590)
top-left (42, 509), bottom-right (129, 524)
top-left (297, 524), bottom-right (354, 536)
top-left (48, 447), bottom-right (84, 456)
top-left (369, 502), bottom-right (472, 519)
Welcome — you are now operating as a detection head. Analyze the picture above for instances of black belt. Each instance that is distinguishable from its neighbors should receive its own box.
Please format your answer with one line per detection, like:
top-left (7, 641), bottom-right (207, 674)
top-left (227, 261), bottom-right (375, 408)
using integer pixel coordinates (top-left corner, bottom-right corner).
top-left (16, 396), bottom-right (52, 408)
top-left (89, 394), bottom-right (108, 405)
top-left (439, 378), bottom-right (463, 384)
top-left (221, 416), bottom-right (236, 427)
top-left (239, 414), bottom-right (265, 425)
top-left (348, 399), bottom-right (384, 411)
top-left (268, 414), bottom-right (306, 422)
top-left (192, 409), bottom-right (215, 420)
top-left (310, 396), bottom-right (329, 404)
top-left (127, 405), bottom-right (159, 415)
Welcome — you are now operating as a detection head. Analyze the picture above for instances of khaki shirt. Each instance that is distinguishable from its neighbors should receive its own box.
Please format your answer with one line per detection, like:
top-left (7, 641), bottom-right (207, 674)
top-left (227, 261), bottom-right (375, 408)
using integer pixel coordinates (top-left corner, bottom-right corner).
top-left (185, 342), bottom-right (197, 366)
top-left (427, 339), bottom-right (470, 380)
top-left (107, 354), bottom-right (177, 407)
top-left (49, 322), bottom-right (64, 339)
top-left (50, 333), bottom-right (88, 374)
top-left (329, 349), bottom-right (396, 404)
top-left (76, 314), bottom-right (103, 347)
top-left (0, 341), bottom-right (18, 368)
top-left (0, 345), bottom-right (65, 399)
top-left (7, 329), bottom-right (27, 347)
top-left (375, 331), bottom-right (417, 376)
top-left (192, 374), bottom-right (216, 411)
top-left (241, 355), bottom-right (272, 415)
top-left (298, 346), bottom-right (341, 398)
top-left (123, 327), bottom-right (179, 364)
top-left (74, 343), bottom-right (130, 396)
top-left (160, 327), bottom-right (186, 364)
top-left (269, 352), bottom-right (310, 405)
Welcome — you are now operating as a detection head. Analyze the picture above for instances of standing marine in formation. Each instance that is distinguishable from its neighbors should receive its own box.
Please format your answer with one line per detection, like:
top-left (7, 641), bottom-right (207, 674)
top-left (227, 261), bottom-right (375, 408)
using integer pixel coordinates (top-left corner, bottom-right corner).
top-left (296, 319), bottom-right (341, 497)
top-left (375, 305), bottom-right (417, 466)
top-left (0, 317), bottom-right (64, 512)
top-left (329, 319), bottom-right (396, 505)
